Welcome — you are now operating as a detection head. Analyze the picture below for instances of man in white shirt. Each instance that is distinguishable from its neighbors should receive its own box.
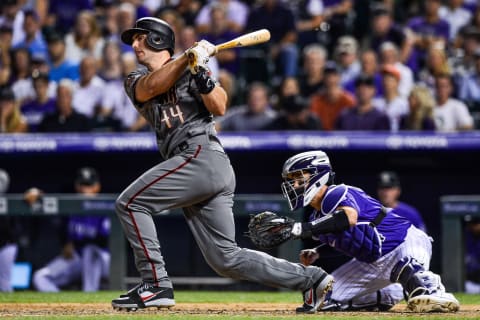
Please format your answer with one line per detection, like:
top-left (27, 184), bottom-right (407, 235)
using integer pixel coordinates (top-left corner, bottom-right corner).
top-left (72, 56), bottom-right (106, 117)
top-left (433, 74), bottom-right (474, 131)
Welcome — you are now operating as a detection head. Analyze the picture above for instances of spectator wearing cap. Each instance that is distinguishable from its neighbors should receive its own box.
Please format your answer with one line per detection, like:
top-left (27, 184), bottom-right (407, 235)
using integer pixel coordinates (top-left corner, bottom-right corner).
top-left (334, 36), bottom-right (361, 87)
top-left (335, 75), bottom-right (390, 130)
top-left (20, 71), bottom-right (56, 132)
top-left (373, 64), bottom-right (409, 132)
top-left (64, 11), bottom-right (105, 64)
top-left (399, 85), bottom-right (436, 131)
top-left (406, 0), bottom-right (450, 73)
top-left (309, 61), bottom-right (355, 131)
top-left (298, 44), bottom-right (327, 98)
top-left (0, 86), bottom-right (28, 133)
top-left (452, 26), bottom-right (480, 76)
top-left (37, 79), bottom-right (90, 132)
top-left (433, 73), bottom-right (474, 131)
top-left (264, 94), bottom-right (322, 130)
top-left (369, 3), bottom-right (414, 65)
top-left (379, 42), bottom-right (414, 98)
top-left (46, 31), bottom-right (80, 83)
top-left (376, 171), bottom-right (426, 232)
top-left (32, 167), bottom-right (110, 292)
top-left (439, 0), bottom-right (473, 41)
top-left (217, 82), bottom-right (277, 131)
top-left (13, 9), bottom-right (48, 59)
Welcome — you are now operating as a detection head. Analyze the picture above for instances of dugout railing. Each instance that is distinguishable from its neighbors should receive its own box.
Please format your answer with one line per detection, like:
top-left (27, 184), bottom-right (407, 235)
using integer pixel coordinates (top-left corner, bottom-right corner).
top-left (0, 193), bottom-right (300, 290)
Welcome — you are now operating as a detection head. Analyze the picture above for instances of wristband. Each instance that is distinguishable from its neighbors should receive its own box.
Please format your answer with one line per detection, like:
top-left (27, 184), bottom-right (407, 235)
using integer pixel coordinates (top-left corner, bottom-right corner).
top-left (193, 67), bottom-right (215, 94)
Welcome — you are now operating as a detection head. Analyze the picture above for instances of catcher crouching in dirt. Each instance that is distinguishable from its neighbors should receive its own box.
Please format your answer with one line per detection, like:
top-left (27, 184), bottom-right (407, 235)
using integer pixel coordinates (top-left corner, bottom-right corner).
top-left (111, 17), bottom-right (333, 313)
top-left (248, 150), bottom-right (460, 313)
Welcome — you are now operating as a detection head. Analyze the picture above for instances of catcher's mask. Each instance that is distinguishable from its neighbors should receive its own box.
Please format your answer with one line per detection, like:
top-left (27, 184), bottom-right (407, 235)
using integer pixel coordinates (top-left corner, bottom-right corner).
top-left (121, 17), bottom-right (175, 55)
top-left (281, 150), bottom-right (334, 211)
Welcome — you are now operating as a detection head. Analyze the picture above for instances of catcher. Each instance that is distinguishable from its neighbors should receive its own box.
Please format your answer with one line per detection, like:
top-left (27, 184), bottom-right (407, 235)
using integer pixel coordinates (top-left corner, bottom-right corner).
top-left (248, 150), bottom-right (460, 313)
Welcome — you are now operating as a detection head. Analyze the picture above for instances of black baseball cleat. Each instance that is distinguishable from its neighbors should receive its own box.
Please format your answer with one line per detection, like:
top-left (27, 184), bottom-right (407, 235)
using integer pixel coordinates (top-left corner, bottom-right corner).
top-left (296, 274), bottom-right (334, 314)
top-left (112, 282), bottom-right (175, 311)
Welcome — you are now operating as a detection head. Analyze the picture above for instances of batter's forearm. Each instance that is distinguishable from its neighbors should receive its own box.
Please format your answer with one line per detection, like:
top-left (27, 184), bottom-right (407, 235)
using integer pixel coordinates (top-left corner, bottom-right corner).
top-left (202, 86), bottom-right (227, 116)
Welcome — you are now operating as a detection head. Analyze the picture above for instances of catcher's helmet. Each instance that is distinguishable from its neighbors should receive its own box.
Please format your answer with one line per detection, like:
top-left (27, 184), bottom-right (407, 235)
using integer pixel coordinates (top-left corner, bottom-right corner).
top-left (281, 151), bottom-right (334, 211)
top-left (121, 17), bottom-right (175, 55)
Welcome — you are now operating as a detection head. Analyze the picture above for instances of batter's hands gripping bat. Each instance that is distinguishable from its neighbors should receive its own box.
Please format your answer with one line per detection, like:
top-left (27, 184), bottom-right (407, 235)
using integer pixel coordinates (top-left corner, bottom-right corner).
top-left (215, 29), bottom-right (271, 51)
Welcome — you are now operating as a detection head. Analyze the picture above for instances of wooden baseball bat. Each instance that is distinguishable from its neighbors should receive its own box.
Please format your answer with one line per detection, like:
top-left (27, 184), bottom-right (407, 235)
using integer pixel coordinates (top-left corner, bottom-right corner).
top-left (215, 29), bottom-right (271, 51)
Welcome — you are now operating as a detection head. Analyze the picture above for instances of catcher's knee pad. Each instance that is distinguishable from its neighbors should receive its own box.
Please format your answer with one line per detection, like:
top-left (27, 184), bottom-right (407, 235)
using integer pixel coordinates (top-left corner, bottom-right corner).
top-left (390, 257), bottom-right (443, 300)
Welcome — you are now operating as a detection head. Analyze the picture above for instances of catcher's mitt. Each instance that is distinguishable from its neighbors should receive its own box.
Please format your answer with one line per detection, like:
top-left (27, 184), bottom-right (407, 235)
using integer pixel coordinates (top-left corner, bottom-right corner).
top-left (246, 211), bottom-right (296, 249)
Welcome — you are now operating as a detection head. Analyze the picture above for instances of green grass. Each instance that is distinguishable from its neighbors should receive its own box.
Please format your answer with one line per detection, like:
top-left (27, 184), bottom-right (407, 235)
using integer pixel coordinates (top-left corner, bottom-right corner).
top-left (1, 291), bottom-right (479, 320)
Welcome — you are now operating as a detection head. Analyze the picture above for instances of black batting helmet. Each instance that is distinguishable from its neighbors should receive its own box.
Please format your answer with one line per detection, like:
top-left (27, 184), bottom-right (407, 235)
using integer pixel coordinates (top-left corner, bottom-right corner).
top-left (121, 17), bottom-right (175, 55)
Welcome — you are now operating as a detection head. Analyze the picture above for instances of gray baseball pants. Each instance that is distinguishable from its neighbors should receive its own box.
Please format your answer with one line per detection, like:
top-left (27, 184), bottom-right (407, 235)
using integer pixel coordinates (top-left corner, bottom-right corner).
top-left (115, 134), bottom-right (326, 291)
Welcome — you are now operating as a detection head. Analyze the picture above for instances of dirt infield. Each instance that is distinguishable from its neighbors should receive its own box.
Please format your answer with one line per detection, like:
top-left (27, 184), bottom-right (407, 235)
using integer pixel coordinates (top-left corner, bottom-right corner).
top-left (1, 303), bottom-right (479, 317)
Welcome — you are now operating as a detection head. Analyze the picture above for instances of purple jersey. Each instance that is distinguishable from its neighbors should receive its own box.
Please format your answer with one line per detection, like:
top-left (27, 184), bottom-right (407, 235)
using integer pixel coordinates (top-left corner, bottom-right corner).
top-left (68, 216), bottom-right (110, 248)
top-left (394, 202), bottom-right (426, 232)
top-left (310, 184), bottom-right (412, 258)
top-left (335, 106), bottom-right (390, 130)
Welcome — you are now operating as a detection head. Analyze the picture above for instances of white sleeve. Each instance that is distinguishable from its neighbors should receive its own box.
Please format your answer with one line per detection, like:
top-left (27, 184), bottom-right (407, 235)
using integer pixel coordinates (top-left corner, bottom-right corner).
top-left (455, 100), bottom-right (474, 128)
top-left (307, 0), bottom-right (324, 16)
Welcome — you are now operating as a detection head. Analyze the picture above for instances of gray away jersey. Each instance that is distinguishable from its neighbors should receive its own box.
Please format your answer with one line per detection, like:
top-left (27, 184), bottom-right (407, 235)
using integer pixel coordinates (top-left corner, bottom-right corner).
top-left (125, 67), bottom-right (215, 158)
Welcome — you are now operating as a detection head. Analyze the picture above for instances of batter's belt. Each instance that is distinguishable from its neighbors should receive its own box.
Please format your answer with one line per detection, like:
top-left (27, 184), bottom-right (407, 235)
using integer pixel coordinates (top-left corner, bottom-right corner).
top-left (167, 131), bottom-right (223, 158)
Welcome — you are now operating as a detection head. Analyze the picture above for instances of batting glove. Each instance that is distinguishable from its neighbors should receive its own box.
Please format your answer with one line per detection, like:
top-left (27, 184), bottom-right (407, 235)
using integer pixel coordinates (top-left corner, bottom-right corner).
top-left (197, 39), bottom-right (217, 56)
top-left (186, 45), bottom-right (210, 75)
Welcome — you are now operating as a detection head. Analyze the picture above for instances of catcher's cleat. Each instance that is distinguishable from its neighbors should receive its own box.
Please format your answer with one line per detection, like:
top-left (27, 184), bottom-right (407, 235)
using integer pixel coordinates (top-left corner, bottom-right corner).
top-left (407, 292), bottom-right (459, 313)
top-left (296, 274), bottom-right (334, 314)
top-left (112, 282), bottom-right (175, 311)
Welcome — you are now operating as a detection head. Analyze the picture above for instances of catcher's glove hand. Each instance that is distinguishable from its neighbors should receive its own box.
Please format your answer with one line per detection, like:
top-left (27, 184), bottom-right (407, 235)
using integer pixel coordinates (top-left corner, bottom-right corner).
top-left (246, 211), bottom-right (299, 249)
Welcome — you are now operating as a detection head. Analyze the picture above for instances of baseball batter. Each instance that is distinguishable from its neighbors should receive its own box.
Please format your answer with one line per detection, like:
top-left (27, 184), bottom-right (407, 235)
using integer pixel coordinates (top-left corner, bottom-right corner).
top-left (279, 150), bottom-right (459, 312)
top-left (111, 17), bottom-right (333, 313)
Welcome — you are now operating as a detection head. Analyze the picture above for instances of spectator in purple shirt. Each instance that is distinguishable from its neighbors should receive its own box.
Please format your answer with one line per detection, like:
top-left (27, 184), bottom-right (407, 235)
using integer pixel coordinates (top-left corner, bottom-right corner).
top-left (377, 171), bottom-right (426, 232)
top-left (406, 0), bottom-right (450, 73)
top-left (335, 75), bottom-right (390, 131)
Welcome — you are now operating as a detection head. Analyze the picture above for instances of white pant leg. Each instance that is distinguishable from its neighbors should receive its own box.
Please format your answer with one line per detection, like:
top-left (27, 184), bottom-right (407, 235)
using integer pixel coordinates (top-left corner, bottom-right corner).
top-left (0, 244), bottom-right (18, 292)
top-left (33, 253), bottom-right (82, 292)
top-left (330, 226), bottom-right (432, 303)
top-left (81, 245), bottom-right (110, 292)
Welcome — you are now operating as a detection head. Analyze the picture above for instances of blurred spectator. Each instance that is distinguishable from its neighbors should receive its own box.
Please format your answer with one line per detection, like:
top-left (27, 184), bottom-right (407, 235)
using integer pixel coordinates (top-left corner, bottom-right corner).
top-left (293, 0), bottom-right (325, 48)
top-left (20, 71), bottom-right (56, 132)
top-left (335, 75), bottom-right (390, 130)
top-left (0, 0), bottom-right (25, 47)
top-left (72, 56), bottom-right (107, 118)
top-left (451, 26), bottom-right (480, 76)
top-left (64, 10), bottom-right (106, 64)
top-left (418, 45), bottom-right (452, 92)
top-left (465, 217), bottom-right (480, 294)
top-left (200, 3), bottom-right (240, 75)
top-left (217, 82), bottom-right (276, 131)
top-left (310, 61), bottom-right (355, 131)
top-left (98, 40), bottom-right (122, 82)
top-left (32, 167), bottom-right (110, 292)
top-left (399, 85), bottom-right (436, 131)
top-left (0, 168), bottom-right (18, 292)
top-left (45, 0), bottom-right (94, 35)
top-left (334, 36), bottom-right (361, 87)
top-left (0, 24), bottom-right (13, 87)
top-left (376, 171), bottom-right (426, 232)
top-left (46, 31), bottom-right (80, 82)
top-left (195, 0), bottom-right (249, 34)
top-left (298, 44), bottom-right (326, 98)
top-left (9, 47), bottom-right (34, 103)
top-left (13, 9), bottom-right (47, 58)
top-left (101, 52), bottom-right (147, 132)
top-left (156, 0), bottom-right (202, 27)
top-left (369, 3), bottom-right (413, 65)
top-left (438, 0), bottom-right (472, 42)
top-left (117, 2), bottom-right (137, 53)
top-left (246, 0), bottom-right (298, 78)
top-left (217, 69), bottom-right (237, 107)
top-left (319, 0), bottom-right (354, 52)
top-left (374, 64), bottom-right (409, 132)
top-left (344, 49), bottom-right (383, 98)
top-left (121, 0), bottom-right (151, 19)
top-left (37, 79), bottom-right (91, 132)
top-left (97, 0), bottom-right (120, 41)
top-left (379, 42), bottom-right (415, 98)
top-left (264, 94), bottom-right (322, 130)
top-left (0, 86), bottom-right (28, 133)
top-left (433, 74), bottom-right (473, 131)
top-left (276, 76), bottom-right (301, 108)
top-left (406, 0), bottom-right (450, 73)
top-left (457, 49), bottom-right (480, 108)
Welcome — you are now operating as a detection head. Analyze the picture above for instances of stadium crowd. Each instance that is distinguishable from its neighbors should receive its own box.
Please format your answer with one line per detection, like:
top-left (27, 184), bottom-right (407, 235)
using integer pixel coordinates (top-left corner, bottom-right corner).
top-left (0, 0), bottom-right (478, 134)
